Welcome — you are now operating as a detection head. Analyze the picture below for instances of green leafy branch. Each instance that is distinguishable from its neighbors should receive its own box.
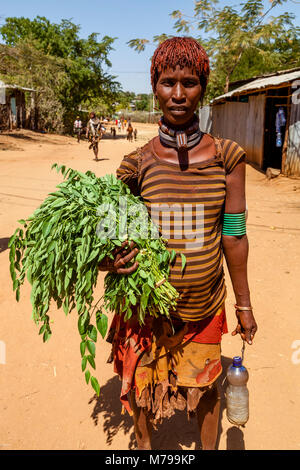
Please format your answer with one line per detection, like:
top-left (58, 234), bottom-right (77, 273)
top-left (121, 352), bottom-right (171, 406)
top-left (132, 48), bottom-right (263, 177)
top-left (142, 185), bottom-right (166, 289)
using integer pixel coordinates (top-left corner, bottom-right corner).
top-left (9, 164), bottom-right (183, 397)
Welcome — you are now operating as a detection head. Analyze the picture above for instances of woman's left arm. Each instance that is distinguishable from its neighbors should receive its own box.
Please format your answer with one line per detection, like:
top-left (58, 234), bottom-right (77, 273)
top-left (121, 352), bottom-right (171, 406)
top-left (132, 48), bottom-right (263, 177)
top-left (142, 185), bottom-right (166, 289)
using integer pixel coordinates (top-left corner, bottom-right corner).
top-left (222, 157), bottom-right (258, 345)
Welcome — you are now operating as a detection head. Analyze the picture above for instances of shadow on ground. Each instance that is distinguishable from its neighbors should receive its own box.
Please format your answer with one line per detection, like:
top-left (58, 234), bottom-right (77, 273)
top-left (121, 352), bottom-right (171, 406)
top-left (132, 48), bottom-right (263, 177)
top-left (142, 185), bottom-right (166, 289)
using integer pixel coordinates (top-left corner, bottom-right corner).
top-left (89, 376), bottom-right (136, 449)
top-left (2, 131), bottom-right (72, 146)
top-left (0, 238), bottom-right (10, 253)
top-left (101, 133), bottom-right (138, 143)
top-left (89, 355), bottom-right (245, 450)
top-left (102, 133), bottom-right (127, 141)
top-left (1, 132), bottom-right (36, 141)
top-left (0, 143), bottom-right (23, 151)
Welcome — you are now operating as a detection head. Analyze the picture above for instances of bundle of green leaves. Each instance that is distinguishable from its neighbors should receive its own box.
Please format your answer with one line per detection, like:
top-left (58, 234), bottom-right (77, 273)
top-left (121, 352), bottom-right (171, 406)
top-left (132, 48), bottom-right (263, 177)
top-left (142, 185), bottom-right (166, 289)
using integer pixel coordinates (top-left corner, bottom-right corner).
top-left (9, 164), bottom-right (181, 396)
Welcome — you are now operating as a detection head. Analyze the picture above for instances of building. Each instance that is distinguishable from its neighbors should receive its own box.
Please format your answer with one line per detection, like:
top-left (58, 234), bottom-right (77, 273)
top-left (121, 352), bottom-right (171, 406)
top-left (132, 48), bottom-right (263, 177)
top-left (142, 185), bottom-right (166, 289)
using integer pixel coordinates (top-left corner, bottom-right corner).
top-left (210, 68), bottom-right (300, 176)
top-left (0, 81), bottom-right (36, 131)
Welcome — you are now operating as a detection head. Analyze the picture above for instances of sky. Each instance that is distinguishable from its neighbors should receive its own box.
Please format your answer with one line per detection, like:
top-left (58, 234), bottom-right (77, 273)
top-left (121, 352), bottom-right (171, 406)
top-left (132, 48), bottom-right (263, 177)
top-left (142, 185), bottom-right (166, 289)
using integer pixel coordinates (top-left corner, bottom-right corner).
top-left (0, 0), bottom-right (299, 94)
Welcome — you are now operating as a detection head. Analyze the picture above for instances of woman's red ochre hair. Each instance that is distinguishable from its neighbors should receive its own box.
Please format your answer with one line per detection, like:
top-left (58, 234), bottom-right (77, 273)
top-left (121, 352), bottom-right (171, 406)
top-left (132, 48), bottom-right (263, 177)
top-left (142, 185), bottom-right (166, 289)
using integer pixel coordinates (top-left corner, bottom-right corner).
top-left (151, 36), bottom-right (210, 96)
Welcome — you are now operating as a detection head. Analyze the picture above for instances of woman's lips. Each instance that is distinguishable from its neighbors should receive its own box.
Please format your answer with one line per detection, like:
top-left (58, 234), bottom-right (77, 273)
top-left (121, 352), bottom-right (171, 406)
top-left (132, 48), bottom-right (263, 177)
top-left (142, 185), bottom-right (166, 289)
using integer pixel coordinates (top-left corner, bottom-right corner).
top-left (169, 106), bottom-right (188, 114)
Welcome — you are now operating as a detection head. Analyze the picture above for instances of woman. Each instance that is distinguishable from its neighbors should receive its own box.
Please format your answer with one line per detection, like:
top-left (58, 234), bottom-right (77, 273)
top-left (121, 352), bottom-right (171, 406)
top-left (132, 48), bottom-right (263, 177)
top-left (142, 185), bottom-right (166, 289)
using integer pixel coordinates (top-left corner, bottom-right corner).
top-left (101, 37), bottom-right (257, 450)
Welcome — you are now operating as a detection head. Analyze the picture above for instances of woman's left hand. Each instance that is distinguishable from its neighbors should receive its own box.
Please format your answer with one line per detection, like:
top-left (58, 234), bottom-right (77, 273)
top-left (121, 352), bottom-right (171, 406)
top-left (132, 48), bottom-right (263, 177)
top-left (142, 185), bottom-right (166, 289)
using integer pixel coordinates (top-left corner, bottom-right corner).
top-left (231, 310), bottom-right (258, 345)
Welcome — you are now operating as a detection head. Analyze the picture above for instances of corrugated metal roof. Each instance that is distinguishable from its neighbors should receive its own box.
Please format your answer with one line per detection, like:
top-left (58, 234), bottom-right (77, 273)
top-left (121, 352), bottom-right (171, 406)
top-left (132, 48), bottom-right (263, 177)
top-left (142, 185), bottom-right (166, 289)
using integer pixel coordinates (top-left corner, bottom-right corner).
top-left (212, 69), bottom-right (300, 103)
top-left (0, 80), bottom-right (35, 92)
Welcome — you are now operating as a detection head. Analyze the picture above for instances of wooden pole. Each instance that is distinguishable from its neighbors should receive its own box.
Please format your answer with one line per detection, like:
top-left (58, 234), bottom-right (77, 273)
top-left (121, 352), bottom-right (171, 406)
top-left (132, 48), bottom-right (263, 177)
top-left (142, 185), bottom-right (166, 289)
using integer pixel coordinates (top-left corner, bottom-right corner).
top-left (281, 86), bottom-right (291, 175)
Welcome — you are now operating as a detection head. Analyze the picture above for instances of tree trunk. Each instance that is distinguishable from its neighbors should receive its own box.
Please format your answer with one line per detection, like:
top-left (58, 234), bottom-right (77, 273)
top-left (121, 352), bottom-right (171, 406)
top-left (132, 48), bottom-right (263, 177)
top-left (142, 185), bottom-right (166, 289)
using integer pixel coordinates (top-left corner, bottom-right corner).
top-left (224, 75), bottom-right (230, 94)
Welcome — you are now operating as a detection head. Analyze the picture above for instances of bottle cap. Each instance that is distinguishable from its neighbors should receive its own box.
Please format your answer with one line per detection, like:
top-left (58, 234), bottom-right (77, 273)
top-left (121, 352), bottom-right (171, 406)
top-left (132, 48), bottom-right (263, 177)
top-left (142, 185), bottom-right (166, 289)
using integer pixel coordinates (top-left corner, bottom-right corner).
top-left (232, 356), bottom-right (242, 367)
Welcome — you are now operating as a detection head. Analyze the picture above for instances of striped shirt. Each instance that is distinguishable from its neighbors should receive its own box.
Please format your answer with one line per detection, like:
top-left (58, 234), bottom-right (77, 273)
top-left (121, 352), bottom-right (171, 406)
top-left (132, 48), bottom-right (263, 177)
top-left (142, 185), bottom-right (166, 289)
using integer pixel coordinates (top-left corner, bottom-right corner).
top-left (116, 134), bottom-right (246, 322)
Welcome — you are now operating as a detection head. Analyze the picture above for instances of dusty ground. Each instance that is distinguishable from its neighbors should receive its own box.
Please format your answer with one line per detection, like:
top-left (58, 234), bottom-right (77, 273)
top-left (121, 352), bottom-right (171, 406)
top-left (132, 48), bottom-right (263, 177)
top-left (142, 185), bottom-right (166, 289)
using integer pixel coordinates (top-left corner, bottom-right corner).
top-left (0, 123), bottom-right (299, 451)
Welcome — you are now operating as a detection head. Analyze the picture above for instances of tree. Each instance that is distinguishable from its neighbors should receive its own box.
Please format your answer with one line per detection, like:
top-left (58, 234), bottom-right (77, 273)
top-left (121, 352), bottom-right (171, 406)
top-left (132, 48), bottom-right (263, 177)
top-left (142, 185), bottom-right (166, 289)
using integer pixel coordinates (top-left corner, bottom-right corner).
top-left (0, 16), bottom-right (120, 131)
top-left (135, 94), bottom-right (152, 111)
top-left (128, 0), bottom-right (300, 102)
top-left (115, 91), bottom-right (136, 111)
top-left (0, 40), bottom-right (67, 132)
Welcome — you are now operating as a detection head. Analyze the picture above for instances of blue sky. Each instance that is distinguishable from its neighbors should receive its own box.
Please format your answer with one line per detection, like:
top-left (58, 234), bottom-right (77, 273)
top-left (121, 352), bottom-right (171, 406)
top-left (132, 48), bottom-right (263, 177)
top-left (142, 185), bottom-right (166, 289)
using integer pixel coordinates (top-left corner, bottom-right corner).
top-left (0, 0), bottom-right (299, 93)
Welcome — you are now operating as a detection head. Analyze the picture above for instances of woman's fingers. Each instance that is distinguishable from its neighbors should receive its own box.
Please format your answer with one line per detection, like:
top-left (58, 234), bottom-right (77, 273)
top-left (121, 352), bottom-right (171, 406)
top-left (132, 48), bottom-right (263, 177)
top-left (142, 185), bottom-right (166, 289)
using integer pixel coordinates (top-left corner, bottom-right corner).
top-left (231, 323), bottom-right (241, 336)
top-left (232, 310), bottom-right (258, 345)
top-left (114, 242), bottom-right (139, 274)
top-left (117, 261), bottom-right (139, 275)
top-left (112, 240), bottom-right (129, 256)
top-left (113, 241), bottom-right (137, 259)
top-left (115, 247), bottom-right (139, 269)
top-left (243, 319), bottom-right (257, 345)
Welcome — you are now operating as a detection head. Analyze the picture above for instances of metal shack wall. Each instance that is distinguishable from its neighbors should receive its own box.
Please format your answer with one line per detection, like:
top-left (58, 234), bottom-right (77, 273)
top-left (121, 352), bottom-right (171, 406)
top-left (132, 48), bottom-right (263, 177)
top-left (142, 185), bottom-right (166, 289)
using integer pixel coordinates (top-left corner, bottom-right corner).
top-left (212, 94), bottom-right (265, 168)
top-left (199, 105), bottom-right (212, 133)
top-left (285, 102), bottom-right (300, 176)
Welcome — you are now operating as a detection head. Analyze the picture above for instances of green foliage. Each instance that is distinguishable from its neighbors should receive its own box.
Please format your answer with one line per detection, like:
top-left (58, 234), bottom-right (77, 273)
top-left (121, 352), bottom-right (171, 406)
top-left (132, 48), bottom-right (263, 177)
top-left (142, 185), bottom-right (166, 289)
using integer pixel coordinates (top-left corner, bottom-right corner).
top-left (126, 38), bottom-right (150, 53)
top-left (9, 165), bottom-right (180, 396)
top-left (135, 94), bottom-right (152, 112)
top-left (115, 91), bottom-right (154, 113)
top-left (128, 0), bottom-right (300, 101)
top-left (0, 16), bottom-right (120, 132)
top-left (115, 90), bottom-right (136, 111)
top-left (0, 40), bottom-right (67, 132)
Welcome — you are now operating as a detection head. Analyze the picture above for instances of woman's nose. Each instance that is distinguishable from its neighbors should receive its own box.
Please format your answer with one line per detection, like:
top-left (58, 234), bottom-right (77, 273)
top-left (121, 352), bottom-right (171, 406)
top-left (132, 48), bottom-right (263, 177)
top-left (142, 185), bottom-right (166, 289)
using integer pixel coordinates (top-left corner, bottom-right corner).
top-left (172, 82), bottom-right (186, 102)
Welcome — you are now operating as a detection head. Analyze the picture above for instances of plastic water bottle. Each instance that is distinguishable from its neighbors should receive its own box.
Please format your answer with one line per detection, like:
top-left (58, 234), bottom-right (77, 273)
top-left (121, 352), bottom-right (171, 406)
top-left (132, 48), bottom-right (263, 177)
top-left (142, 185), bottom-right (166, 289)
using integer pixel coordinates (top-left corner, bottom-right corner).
top-left (276, 132), bottom-right (282, 147)
top-left (226, 356), bottom-right (249, 426)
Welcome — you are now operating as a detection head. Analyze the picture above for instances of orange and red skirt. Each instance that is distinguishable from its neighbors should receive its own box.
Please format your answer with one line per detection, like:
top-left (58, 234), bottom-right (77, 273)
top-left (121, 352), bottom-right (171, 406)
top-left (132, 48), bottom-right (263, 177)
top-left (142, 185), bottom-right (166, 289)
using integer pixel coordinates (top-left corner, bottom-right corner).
top-left (107, 306), bottom-right (228, 424)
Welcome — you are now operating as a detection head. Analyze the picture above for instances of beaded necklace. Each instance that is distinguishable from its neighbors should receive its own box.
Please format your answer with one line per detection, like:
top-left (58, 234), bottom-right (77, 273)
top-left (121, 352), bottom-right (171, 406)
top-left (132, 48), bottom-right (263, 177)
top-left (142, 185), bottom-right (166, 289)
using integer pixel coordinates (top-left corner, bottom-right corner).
top-left (158, 114), bottom-right (202, 150)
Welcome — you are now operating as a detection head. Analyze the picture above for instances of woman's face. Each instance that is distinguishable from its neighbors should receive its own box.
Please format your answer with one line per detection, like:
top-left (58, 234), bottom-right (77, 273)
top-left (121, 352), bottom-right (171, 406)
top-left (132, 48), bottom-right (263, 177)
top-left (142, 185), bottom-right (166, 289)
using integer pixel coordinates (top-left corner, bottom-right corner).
top-left (155, 65), bottom-right (203, 127)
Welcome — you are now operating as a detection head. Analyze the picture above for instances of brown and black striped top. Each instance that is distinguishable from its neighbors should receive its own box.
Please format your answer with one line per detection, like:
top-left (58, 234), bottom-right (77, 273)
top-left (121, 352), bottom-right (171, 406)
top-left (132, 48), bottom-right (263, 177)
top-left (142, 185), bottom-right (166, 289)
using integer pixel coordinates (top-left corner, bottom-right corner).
top-left (116, 135), bottom-right (246, 322)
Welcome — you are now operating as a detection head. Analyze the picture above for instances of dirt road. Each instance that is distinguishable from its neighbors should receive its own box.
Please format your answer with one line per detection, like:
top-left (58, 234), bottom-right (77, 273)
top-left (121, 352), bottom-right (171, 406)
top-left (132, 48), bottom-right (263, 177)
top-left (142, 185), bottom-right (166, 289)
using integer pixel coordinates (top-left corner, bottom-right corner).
top-left (0, 124), bottom-right (299, 450)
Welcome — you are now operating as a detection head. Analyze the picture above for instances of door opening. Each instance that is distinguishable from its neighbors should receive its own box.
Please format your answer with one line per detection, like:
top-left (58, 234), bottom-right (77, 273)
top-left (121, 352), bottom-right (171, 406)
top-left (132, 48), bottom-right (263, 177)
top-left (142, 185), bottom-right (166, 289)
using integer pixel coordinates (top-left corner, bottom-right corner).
top-left (263, 88), bottom-right (289, 171)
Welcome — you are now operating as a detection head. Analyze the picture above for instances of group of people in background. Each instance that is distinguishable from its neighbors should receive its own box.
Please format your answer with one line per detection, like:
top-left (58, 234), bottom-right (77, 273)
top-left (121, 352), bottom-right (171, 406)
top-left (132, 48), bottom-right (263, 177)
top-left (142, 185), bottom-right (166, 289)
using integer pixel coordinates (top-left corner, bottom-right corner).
top-left (112, 117), bottom-right (138, 142)
top-left (73, 112), bottom-right (138, 161)
top-left (73, 112), bottom-right (105, 160)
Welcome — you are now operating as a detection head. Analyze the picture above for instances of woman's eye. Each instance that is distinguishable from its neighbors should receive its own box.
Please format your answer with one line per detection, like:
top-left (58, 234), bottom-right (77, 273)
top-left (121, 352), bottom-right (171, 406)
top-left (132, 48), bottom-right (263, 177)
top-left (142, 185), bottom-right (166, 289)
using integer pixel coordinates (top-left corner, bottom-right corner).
top-left (161, 80), bottom-right (174, 87)
top-left (184, 81), bottom-right (198, 87)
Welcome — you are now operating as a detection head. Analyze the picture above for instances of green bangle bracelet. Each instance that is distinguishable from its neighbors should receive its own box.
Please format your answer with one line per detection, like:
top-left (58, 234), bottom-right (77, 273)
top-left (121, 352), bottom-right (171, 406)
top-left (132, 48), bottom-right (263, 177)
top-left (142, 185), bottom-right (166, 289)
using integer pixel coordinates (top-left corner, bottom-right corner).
top-left (222, 231), bottom-right (246, 235)
top-left (222, 211), bottom-right (247, 235)
top-left (223, 222), bottom-right (246, 226)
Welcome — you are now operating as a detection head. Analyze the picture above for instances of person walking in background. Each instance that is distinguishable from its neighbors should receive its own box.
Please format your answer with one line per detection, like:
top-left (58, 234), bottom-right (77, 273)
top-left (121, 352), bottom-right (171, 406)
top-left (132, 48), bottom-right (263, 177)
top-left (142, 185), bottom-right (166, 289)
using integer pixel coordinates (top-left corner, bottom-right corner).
top-left (127, 121), bottom-right (133, 141)
top-left (73, 116), bottom-right (83, 143)
top-left (86, 111), bottom-right (102, 161)
top-left (133, 128), bottom-right (137, 141)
